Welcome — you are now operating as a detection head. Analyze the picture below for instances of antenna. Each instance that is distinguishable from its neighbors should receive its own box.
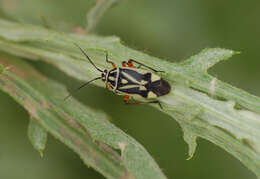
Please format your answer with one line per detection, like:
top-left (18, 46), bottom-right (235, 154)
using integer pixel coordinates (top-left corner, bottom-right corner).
top-left (64, 77), bottom-right (102, 100)
top-left (74, 43), bottom-right (103, 72)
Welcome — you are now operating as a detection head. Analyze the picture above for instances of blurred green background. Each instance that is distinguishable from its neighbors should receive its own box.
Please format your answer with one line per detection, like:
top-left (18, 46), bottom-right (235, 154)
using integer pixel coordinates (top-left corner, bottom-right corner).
top-left (0, 0), bottom-right (259, 178)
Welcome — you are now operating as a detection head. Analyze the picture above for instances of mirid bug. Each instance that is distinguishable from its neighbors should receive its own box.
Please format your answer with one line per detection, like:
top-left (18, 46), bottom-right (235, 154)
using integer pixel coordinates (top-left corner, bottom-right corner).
top-left (65, 44), bottom-right (171, 109)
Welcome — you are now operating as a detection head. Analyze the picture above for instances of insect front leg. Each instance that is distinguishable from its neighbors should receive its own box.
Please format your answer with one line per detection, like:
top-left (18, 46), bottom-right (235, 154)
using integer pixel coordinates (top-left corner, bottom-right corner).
top-left (128, 59), bottom-right (164, 72)
top-left (105, 52), bottom-right (116, 69)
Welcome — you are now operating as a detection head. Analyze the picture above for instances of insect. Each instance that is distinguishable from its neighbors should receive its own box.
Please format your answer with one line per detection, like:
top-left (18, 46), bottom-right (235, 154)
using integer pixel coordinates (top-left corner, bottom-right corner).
top-left (65, 44), bottom-right (171, 109)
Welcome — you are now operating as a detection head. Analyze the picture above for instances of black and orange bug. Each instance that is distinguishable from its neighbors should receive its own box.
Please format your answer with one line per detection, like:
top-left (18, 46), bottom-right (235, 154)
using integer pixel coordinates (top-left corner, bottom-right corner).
top-left (65, 44), bottom-right (171, 109)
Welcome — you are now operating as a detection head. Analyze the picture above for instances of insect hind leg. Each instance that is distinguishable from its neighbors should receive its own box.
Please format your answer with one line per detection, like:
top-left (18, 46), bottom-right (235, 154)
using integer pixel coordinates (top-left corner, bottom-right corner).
top-left (122, 60), bottom-right (134, 68)
top-left (128, 59), bottom-right (164, 73)
top-left (124, 99), bottom-right (163, 109)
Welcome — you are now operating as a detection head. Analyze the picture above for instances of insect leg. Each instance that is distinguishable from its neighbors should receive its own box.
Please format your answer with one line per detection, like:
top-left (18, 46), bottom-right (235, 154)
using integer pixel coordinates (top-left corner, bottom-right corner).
top-left (122, 61), bottom-right (127, 67)
top-left (123, 60), bottom-right (134, 68)
top-left (106, 83), bottom-right (111, 89)
top-left (128, 59), bottom-right (164, 72)
top-left (105, 52), bottom-right (116, 69)
top-left (123, 95), bottom-right (130, 103)
top-left (127, 60), bottom-right (134, 68)
top-left (124, 100), bottom-right (163, 109)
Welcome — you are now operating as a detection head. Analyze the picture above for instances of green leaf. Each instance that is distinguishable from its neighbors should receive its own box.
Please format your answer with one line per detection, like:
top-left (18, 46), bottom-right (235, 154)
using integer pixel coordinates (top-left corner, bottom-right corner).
top-left (0, 53), bottom-right (166, 179)
top-left (174, 48), bottom-right (259, 113)
top-left (28, 118), bottom-right (48, 157)
top-left (179, 48), bottom-right (239, 73)
top-left (0, 19), bottom-right (260, 177)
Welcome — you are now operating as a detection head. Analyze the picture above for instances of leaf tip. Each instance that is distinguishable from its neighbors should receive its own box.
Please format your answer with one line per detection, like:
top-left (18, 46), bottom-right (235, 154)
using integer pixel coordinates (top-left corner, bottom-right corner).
top-left (186, 155), bottom-right (193, 161)
top-left (39, 151), bottom-right (44, 158)
top-left (180, 123), bottom-right (198, 160)
top-left (234, 50), bottom-right (241, 55)
top-left (185, 135), bottom-right (197, 160)
top-left (181, 48), bottom-right (239, 73)
top-left (28, 119), bottom-right (48, 156)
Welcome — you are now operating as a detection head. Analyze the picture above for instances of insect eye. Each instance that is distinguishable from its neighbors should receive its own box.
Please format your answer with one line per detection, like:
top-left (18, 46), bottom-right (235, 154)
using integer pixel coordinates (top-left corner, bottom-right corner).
top-left (101, 72), bottom-right (106, 81)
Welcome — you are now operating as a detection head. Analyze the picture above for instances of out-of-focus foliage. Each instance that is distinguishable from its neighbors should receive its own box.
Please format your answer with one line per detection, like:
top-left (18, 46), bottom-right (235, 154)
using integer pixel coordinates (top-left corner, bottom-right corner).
top-left (0, 0), bottom-right (259, 179)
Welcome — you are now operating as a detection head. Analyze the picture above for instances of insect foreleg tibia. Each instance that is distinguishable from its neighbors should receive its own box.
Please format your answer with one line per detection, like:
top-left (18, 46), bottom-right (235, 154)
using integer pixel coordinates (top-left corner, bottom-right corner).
top-left (105, 52), bottom-right (116, 69)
